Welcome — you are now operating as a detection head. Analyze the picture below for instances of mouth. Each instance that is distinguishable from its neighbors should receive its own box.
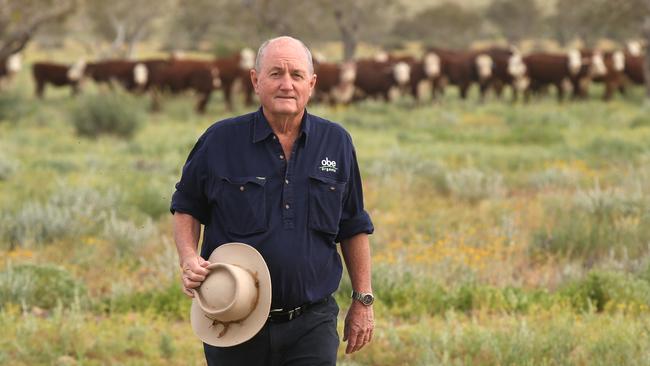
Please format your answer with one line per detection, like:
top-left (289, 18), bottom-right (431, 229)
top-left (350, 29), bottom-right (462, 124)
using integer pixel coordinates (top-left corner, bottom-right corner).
top-left (275, 96), bottom-right (296, 100)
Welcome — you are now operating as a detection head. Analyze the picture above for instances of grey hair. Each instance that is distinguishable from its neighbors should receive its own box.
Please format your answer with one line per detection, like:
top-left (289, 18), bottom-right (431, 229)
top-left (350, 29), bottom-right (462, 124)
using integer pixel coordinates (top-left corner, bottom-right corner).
top-left (255, 36), bottom-right (314, 74)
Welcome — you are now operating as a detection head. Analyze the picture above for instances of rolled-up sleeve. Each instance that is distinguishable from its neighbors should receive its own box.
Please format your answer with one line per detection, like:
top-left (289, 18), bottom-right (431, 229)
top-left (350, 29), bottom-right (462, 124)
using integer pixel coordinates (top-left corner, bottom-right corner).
top-left (336, 146), bottom-right (374, 243)
top-left (170, 134), bottom-right (211, 225)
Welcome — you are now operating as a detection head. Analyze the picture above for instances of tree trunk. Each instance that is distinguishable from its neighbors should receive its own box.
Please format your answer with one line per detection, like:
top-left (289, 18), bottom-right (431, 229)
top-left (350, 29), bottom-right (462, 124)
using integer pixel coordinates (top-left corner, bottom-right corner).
top-left (643, 17), bottom-right (650, 99)
top-left (334, 8), bottom-right (358, 61)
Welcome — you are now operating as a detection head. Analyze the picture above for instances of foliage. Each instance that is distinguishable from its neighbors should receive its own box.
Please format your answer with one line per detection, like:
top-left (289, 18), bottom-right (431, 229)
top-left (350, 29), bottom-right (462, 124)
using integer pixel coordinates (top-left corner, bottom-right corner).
top-left (70, 91), bottom-right (144, 139)
top-left (0, 263), bottom-right (86, 310)
top-left (486, 0), bottom-right (541, 43)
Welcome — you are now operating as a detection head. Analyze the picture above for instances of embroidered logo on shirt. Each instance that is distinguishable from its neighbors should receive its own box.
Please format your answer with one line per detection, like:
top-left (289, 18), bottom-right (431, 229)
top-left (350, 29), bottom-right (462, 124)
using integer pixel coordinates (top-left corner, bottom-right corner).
top-left (319, 157), bottom-right (337, 173)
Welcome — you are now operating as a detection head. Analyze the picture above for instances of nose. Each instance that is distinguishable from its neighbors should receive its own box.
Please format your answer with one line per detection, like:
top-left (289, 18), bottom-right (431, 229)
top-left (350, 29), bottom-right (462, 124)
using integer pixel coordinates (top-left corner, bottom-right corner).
top-left (279, 73), bottom-right (293, 90)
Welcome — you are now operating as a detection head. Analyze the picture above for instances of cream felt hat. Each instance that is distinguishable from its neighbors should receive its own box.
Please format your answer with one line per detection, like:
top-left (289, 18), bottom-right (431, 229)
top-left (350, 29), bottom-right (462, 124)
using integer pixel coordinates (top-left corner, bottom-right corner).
top-left (190, 243), bottom-right (272, 347)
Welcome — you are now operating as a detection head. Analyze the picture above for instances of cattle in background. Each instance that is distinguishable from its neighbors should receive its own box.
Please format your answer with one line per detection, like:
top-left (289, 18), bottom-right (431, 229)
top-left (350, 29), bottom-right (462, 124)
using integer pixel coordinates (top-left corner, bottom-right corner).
top-left (482, 47), bottom-right (528, 101)
top-left (147, 59), bottom-right (221, 113)
top-left (214, 48), bottom-right (256, 109)
top-left (85, 59), bottom-right (149, 92)
top-left (313, 61), bottom-right (356, 105)
top-left (426, 47), bottom-right (495, 100)
top-left (353, 58), bottom-right (411, 101)
top-left (31, 60), bottom-right (86, 98)
top-left (522, 50), bottom-right (605, 102)
top-left (592, 50), bottom-right (627, 100)
top-left (0, 53), bottom-right (22, 89)
top-left (623, 51), bottom-right (645, 86)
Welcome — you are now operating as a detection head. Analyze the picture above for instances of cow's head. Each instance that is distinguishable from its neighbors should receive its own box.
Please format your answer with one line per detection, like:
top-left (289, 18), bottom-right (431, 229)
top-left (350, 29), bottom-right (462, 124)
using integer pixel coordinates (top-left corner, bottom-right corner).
top-left (612, 51), bottom-right (625, 72)
top-left (392, 61), bottom-right (410, 85)
top-left (475, 54), bottom-right (493, 80)
top-left (239, 48), bottom-right (255, 70)
top-left (211, 66), bottom-right (222, 89)
top-left (589, 52), bottom-right (607, 77)
top-left (423, 52), bottom-right (440, 78)
top-left (567, 49), bottom-right (582, 75)
top-left (627, 41), bottom-right (643, 56)
top-left (67, 59), bottom-right (87, 81)
top-left (6, 53), bottom-right (22, 73)
top-left (339, 61), bottom-right (357, 84)
top-left (133, 63), bottom-right (148, 86)
top-left (507, 53), bottom-right (526, 78)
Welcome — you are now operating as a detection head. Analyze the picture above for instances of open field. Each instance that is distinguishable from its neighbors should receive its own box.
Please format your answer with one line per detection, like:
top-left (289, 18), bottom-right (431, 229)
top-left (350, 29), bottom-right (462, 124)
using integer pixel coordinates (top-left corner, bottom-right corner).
top-left (2, 71), bottom-right (650, 365)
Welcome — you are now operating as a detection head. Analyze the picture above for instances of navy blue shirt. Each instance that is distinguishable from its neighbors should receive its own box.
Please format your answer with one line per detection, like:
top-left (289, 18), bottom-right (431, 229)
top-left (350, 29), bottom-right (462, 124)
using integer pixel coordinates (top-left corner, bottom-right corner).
top-left (171, 107), bottom-right (374, 308)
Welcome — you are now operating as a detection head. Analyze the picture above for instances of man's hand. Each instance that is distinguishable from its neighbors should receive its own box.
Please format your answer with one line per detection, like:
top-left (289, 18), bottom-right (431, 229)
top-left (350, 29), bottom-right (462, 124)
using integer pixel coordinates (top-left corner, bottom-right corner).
top-left (343, 300), bottom-right (374, 354)
top-left (179, 255), bottom-right (211, 297)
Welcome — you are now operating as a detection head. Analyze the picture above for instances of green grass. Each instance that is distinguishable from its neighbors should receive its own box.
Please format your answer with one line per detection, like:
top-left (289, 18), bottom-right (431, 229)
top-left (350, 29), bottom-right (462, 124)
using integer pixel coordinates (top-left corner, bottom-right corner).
top-left (2, 67), bottom-right (650, 364)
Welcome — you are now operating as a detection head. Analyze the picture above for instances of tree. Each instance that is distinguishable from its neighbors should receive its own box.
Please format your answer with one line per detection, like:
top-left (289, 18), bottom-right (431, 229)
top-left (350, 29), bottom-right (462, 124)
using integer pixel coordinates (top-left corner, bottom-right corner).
top-left (83, 0), bottom-right (172, 58)
top-left (486, 0), bottom-right (541, 44)
top-left (393, 3), bottom-right (485, 49)
top-left (0, 0), bottom-right (76, 60)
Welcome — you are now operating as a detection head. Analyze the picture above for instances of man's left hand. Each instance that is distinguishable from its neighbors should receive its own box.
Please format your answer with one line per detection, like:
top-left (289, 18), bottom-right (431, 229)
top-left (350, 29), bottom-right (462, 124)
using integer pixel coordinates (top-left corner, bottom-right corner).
top-left (343, 300), bottom-right (374, 354)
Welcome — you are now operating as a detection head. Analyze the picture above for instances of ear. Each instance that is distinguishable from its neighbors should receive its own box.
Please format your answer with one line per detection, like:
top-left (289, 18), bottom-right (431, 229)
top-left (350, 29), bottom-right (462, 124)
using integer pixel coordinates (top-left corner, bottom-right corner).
top-left (309, 73), bottom-right (317, 97)
top-left (250, 69), bottom-right (260, 94)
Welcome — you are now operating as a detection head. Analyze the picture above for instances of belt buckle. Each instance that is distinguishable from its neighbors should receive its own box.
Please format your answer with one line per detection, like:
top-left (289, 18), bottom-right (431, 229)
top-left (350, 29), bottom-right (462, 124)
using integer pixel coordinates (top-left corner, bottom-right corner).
top-left (287, 309), bottom-right (295, 321)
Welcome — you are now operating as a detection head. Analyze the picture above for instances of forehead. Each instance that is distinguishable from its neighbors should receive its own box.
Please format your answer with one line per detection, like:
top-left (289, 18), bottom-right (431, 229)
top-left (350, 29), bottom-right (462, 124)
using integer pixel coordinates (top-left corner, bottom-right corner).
top-left (261, 41), bottom-right (310, 71)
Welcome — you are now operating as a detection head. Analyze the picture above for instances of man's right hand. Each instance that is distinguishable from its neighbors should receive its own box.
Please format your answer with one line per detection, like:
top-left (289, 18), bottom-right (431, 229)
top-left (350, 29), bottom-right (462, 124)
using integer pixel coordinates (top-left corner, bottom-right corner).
top-left (180, 255), bottom-right (211, 297)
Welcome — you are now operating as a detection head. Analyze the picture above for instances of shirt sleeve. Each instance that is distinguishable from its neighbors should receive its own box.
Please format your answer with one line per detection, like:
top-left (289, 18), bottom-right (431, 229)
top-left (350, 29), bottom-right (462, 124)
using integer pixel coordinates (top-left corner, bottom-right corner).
top-left (170, 133), bottom-right (211, 225)
top-left (336, 145), bottom-right (374, 243)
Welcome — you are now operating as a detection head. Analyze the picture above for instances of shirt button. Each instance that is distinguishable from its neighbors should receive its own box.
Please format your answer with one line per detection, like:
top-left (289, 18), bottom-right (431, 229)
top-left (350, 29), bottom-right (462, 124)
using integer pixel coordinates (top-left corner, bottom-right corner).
top-left (330, 186), bottom-right (336, 191)
top-left (285, 204), bottom-right (290, 209)
top-left (240, 186), bottom-right (245, 192)
top-left (285, 179), bottom-right (289, 184)
top-left (279, 154), bottom-right (284, 160)
top-left (272, 135), bottom-right (277, 140)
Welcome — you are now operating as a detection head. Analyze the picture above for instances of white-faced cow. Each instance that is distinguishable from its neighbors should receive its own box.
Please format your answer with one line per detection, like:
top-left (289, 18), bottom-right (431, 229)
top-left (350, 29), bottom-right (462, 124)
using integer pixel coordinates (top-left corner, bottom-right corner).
top-left (31, 60), bottom-right (87, 98)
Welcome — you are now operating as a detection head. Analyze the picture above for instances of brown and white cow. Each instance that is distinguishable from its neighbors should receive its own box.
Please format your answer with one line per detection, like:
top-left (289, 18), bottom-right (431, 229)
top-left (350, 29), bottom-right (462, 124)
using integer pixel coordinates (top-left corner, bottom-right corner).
top-left (214, 48), bottom-right (256, 110)
top-left (147, 59), bottom-right (221, 114)
top-left (481, 47), bottom-right (528, 101)
top-left (523, 50), bottom-right (605, 102)
top-left (85, 59), bottom-right (150, 92)
top-left (0, 53), bottom-right (22, 89)
top-left (313, 60), bottom-right (356, 105)
top-left (592, 50), bottom-right (627, 100)
top-left (31, 60), bottom-right (87, 98)
top-left (353, 58), bottom-right (411, 102)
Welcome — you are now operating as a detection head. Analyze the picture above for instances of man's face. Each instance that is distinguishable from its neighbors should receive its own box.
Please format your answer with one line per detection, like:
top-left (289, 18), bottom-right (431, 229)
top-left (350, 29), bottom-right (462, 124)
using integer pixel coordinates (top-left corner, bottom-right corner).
top-left (251, 40), bottom-right (316, 118)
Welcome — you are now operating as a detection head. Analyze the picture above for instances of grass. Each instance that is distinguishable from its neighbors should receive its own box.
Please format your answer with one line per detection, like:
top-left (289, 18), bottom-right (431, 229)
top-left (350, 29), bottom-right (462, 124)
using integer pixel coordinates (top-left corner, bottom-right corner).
top-left (2, 66), bottom-right (650, 364)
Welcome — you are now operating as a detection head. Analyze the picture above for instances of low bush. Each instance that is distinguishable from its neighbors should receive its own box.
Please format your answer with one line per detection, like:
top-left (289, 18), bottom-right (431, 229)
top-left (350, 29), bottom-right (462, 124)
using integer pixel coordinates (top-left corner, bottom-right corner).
top-left (70, 91), bottom-right (144, 139)
top-left (445, 168), bottom-right (505, 204)
top-left (560, 270), bottom-right (650, 313)
top-left (0, 263), bottom-right (87, 310)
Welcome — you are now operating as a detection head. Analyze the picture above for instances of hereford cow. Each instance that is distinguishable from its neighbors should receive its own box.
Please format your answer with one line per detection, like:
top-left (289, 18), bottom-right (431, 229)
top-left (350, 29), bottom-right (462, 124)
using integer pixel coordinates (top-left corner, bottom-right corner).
top-left (147, 59), bottom-right (221, 113)
top-left (424, 47), bottom-right (498, 101)
top-left (0, 53), bottom-right (22, 89)
top-left (214, 48), bottom-right (256, 109)
top-left (313, 60), bottom-right (356, 105)
top-left (592, 51), bottom-right (627, 100)
top-left (85, 59), bottom-right (149, 92)
top-left (481, 47), bottom-right (528, 101)
top-left (623, 51), bottom-right (645, 85)
top-left (523, 50), bottom-right (605, 102)
top-left (31, 60), bottom-right (87, 98)
top-left (353, 58), bottom-right (411, 101)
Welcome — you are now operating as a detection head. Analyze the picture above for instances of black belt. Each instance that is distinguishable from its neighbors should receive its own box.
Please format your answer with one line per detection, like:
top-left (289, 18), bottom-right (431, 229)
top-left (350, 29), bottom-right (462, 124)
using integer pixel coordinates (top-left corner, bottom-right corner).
top-left (267, 297), bottom-right (329, 323)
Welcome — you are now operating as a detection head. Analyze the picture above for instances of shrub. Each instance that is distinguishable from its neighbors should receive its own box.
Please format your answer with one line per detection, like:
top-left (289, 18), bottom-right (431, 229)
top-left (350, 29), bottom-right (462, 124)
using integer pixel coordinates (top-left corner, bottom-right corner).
top-left (445, 168), bottom-right (505, 203)
top-left (101, 282), bottom-right (189, 319)
top-left (560, 270), bottom-right (650, 313)
top-left (0, 263), bottom-right (87, 310)
top-left (0, 89), bottom-right (31, 122)
top-left (0, 152), bottom-right (19, 180)
top-left (71, 91), bottom-right (144, 139)
top-left (102, 213), bottom-right (157, 259)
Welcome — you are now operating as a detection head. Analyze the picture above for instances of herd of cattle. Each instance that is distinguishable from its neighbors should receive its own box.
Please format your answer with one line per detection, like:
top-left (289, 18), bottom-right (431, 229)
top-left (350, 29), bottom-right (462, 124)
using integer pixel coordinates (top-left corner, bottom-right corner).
top-left (0, 44), bottom-right (647, 113)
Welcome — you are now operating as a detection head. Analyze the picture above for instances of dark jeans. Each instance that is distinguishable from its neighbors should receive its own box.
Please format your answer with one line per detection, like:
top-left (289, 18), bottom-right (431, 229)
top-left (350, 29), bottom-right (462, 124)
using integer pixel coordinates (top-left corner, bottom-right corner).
top-left (204, 296), bottom-right (340, 366)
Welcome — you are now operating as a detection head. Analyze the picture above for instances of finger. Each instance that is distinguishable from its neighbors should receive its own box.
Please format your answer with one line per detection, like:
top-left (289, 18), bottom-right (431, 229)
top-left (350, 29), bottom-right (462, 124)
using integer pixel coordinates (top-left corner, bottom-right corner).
top-left (343, 321), bottom-right (350, 342)
top-left (192, 265), bottom-right (210, 276)
top-left (368, 326), bottom-right (374, 343)
top-left (183, 279), bottom-right (202, 289)
top-left (182, 287), bottom-right (194, 298)
top-left (353, 331), bottom-right (366, 353)
top-left (345, 328), bottom-right (359, 354)
top-left (185, 271), bottom-right (207, 282)
top-left (199, 259), bottom-right (211, 267)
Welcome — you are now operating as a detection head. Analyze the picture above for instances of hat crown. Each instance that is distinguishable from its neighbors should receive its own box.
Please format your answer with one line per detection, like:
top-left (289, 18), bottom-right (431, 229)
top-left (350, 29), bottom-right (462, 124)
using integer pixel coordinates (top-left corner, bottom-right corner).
top-left (195, 263), bottom-right (258, 322)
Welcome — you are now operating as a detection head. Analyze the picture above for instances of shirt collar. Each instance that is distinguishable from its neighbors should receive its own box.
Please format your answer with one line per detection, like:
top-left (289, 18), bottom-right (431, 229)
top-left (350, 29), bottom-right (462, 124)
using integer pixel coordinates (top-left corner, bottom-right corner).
top-left (252, 106), bottom-right (311, 145)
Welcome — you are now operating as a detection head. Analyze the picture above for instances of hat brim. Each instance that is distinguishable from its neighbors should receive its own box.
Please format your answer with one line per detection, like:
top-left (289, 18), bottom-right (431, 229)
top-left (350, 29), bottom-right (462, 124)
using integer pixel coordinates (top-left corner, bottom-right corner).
top-left (191, 242), bottom-right (272, 347)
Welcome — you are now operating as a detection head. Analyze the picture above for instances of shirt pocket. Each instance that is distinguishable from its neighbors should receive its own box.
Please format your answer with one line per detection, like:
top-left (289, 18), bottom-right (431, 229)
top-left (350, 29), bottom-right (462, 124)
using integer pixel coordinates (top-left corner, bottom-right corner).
top-left (308, 175), bottom-right (347, 236)
top-left (219, 176), bottom-right (267, 236)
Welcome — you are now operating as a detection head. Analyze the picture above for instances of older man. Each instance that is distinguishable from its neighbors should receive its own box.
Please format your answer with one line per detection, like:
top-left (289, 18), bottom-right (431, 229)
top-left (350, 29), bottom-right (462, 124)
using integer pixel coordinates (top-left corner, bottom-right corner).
top-left (171, 36), bottom-right (374, 365)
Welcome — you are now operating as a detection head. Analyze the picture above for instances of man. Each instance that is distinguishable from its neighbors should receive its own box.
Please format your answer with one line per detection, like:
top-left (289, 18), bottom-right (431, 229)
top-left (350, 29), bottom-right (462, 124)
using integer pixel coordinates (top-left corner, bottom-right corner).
top-left (171, 36), bottom-right (374, 365)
